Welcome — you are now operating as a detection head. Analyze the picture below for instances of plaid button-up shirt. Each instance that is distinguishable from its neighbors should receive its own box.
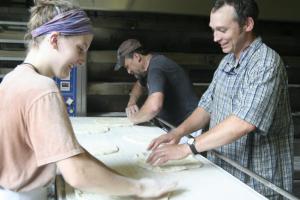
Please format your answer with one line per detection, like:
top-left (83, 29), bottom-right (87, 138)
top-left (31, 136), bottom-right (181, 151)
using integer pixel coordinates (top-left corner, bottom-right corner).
top-left (198, 37), bottom-right (294, 199)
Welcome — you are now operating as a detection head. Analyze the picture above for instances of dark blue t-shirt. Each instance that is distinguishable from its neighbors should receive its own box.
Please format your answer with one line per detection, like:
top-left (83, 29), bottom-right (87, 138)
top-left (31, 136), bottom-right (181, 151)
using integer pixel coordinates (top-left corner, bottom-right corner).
top-left (138, 54), bottom-right (198, 126)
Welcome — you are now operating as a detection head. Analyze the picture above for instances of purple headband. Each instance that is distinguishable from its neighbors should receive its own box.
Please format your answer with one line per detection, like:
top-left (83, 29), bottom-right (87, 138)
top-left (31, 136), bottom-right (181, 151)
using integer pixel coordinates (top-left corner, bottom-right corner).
top-left (31, 9), bottom-right (93, 38)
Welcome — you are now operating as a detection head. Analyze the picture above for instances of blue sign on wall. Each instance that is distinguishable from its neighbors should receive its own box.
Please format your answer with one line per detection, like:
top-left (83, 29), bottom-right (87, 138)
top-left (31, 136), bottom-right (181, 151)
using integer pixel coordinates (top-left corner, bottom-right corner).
top-left (54, 68), bottom-right (77, 116)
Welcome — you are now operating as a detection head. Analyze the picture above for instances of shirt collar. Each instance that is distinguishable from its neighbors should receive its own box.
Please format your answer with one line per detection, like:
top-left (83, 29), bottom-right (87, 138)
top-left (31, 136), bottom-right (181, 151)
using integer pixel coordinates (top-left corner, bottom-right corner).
top-left (226, 37), bottom-right (263, 69)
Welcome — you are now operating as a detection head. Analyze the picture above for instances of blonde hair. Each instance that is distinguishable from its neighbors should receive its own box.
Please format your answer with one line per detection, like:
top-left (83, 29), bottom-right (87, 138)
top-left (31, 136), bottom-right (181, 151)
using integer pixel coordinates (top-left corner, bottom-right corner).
top-left (25, 0), bottom-right (79, 48)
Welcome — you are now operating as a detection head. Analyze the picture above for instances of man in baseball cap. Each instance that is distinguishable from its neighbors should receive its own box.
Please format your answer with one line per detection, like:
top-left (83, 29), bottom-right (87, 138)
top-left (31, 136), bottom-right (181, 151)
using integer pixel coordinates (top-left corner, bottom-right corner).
top-left (114, 39), bottom-right (198, 130)
top-left (114, 39), bottom-right (142, 71)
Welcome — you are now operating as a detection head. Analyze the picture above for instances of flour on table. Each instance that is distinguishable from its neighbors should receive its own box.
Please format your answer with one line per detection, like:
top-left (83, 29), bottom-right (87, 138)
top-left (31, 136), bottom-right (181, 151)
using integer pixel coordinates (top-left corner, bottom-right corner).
top-left (81, 142), bottom-right (119, 156)
top-left (135, 153), bottom-right (203, 172)
top-left (72, 124), bottom-right (110, 135)
top-left (70, 117), bottom-right (111, 135)
top-left (123, 129), bottom-right (163, 145)
top-left (123, 134), bottom-right (157, 145)
top-left (95, 117), bottom-right (133, 127)
top-left (65, 183), bottom-right (124, 200)
top-left (76, 135), bottom-right (119, 156)
top-left (74, 189), bottom-right (169, 200)
top-left (74, 189), bottom-right (124, 200)
top-left (92, 143), bottom-right (119, 156)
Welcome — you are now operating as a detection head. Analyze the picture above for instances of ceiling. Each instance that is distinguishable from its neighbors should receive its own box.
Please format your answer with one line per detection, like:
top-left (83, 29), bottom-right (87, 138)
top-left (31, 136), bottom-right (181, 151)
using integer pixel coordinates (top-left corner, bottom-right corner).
top-left (74, 0), bottom-right (300, 22)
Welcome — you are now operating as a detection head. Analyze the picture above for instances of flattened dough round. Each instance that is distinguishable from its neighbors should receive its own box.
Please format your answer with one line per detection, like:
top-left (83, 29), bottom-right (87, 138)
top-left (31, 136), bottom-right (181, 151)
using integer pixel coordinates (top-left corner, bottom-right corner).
top-left (135, 152), bottom-right (203, 172)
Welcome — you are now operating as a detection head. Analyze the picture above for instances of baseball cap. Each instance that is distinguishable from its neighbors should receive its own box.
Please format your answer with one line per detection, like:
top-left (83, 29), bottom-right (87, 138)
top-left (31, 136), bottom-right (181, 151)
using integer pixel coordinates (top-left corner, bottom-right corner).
top-left (114, 39), bottom-right (142, 71)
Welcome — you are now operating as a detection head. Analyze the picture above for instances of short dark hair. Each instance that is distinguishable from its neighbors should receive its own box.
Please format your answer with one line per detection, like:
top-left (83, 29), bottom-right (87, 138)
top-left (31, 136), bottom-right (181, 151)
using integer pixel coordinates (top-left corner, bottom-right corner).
top-left (212, 0), bottom-right (259, 31)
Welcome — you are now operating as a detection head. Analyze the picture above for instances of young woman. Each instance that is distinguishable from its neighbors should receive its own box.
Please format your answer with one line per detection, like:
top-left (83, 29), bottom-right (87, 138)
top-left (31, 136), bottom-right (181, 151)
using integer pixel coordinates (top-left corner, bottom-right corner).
top-left (0, 1), bottom-right (176, 199)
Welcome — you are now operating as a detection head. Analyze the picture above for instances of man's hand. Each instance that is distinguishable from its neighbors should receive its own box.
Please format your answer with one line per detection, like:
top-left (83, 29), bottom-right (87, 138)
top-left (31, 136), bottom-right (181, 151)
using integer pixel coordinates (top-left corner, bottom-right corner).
top-left (146, 144), bottom-right (191, 166)
top-left (147, 130), bottom-right (182, 151)
top-left (125, 104), bottom-right (139, 117)
top-left (136, 178), bottom-right (177, 198)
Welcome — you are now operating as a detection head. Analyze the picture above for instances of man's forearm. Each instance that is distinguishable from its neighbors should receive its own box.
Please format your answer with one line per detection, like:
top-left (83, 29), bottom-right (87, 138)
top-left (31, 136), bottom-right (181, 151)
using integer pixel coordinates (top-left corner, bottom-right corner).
top-left (129, 107), bottom-right (158, 124)
top-left (128, 94), bottom-right (139, 106)
top-left (194, 115), bottom-right (256, 153)
top-left (129, 92), bottom-right (163, 124)
top-left (175, 107), bottom-right (210, 137)
top-left (127, 81), bottom-right (144, 106)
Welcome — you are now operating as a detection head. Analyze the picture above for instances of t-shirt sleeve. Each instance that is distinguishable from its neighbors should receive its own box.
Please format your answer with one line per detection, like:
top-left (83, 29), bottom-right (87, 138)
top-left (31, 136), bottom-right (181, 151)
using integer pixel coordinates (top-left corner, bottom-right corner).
top-left (232, 56), bottom-right (284, 134)
top-left (26, 92), bottom-right (84, 166)
top-left (147, 67), bottom-right (166, 94)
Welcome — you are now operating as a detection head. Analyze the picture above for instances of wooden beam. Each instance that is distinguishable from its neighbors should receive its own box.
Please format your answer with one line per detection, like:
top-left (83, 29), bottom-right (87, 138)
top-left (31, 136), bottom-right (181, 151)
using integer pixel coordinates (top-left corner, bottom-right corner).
top-left (0, 50), bottom-right (25, 61)
top-left (2, 50), bottom-right (300, 72)
top-left (0, 30), bottom-right (26, 44)
top-left (295, 140), bottom-right (300, 157)
top-left (88, 51), bottom-right (223, 70)
top-left (88, 82), bottom-right (133, 95)
top-left (0, 68), bottom-right (13, 74)
top-left (75, 0), bottom-right (300, 22)
top-left (76, 0), bottom-right (211, 16)
top-left (87, 82), bottom-right (300, 112)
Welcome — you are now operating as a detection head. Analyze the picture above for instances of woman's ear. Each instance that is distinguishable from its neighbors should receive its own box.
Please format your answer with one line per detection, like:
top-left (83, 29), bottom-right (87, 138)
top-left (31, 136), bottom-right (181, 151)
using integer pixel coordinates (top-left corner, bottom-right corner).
top-left (49, 32), bottom-right (60, 50)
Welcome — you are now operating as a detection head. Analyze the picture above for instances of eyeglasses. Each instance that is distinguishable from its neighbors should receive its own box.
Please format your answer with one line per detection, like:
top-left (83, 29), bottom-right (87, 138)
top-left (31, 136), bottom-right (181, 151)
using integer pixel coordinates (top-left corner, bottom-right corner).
top-left (222, 63), bottom-right (240, 76)
top-left (222, 67), bottom-right (237, 76)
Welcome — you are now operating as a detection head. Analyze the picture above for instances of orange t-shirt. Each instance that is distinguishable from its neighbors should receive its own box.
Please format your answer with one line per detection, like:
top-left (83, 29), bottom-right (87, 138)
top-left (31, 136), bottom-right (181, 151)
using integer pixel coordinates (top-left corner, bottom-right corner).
top-left (0, 65), bottom-right (83, 192)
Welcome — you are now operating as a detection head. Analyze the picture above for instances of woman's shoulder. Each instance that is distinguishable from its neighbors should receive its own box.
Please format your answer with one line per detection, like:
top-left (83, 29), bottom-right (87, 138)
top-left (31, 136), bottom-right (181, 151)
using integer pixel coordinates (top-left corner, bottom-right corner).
top-left (8, 65), bottom-right (59, 93)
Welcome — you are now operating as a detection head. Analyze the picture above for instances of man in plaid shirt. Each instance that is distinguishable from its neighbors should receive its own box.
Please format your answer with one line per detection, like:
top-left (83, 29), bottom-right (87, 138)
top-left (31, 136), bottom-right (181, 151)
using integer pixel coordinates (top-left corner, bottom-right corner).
top-left (147, 0), bottom-right (294, 199)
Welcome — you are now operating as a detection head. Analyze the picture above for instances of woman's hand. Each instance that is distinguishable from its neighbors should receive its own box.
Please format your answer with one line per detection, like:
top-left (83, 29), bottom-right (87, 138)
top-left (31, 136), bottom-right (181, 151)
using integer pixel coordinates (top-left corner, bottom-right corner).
top-left (136, 178), bottom-right (177, 199)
